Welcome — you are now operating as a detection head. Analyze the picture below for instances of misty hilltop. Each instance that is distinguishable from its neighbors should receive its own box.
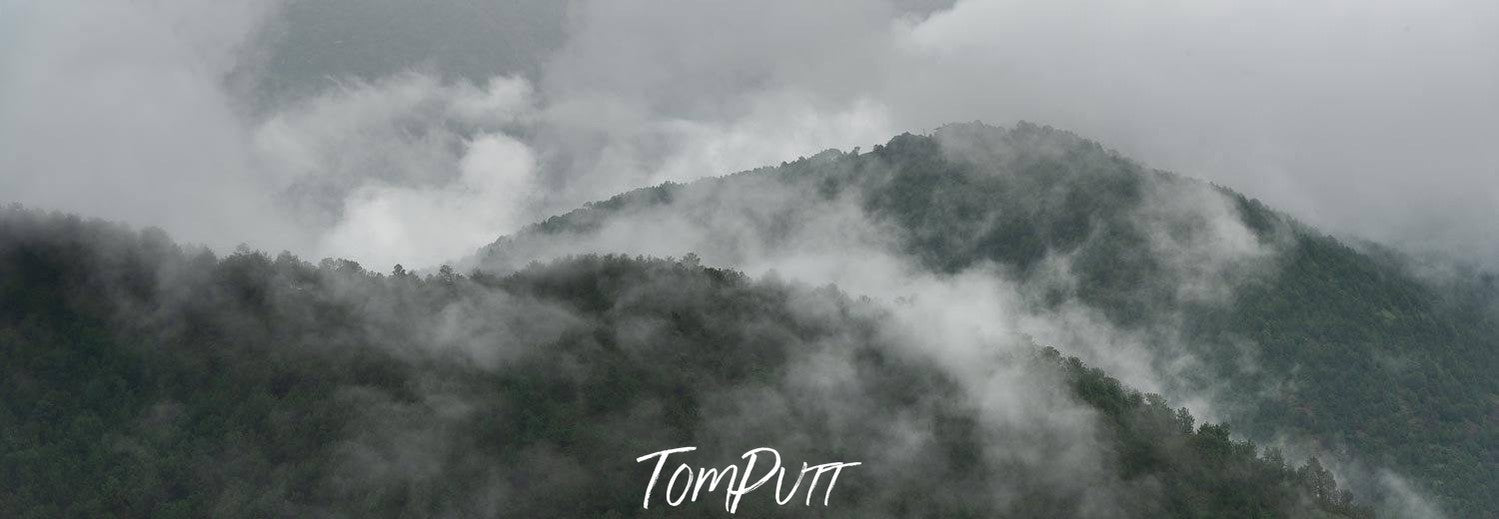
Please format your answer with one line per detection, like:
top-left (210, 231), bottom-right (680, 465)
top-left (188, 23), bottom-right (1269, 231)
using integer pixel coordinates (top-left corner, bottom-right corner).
top-left (473, 122), bottom-right (1499, 516)
top-left (0, 122), bottom-right (1492, 518)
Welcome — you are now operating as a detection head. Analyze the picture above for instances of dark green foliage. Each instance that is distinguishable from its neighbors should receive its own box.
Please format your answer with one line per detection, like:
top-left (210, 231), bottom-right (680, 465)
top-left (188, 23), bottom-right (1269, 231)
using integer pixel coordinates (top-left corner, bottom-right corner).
top-left (1042, 347), bottom-right (1373, 518)
top-left (1199, 228), bottom-right (1499, 515)
top-left (0, 206), bottom-right (1368, 517)
top-left (870, 124), bottom-right (1499, 514)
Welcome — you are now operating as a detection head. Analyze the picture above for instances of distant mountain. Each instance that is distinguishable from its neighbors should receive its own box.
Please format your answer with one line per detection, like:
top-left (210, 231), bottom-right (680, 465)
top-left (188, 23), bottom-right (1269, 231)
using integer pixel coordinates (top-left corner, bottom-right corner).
top-left (474, 122), bottom-right (1499, 516)
top-left (1, 205), bottom-right (1370, 516)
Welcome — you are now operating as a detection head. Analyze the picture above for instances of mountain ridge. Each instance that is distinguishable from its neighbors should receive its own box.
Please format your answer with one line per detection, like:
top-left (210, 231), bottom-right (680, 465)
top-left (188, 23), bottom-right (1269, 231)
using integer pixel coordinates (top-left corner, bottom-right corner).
top-left (0, 204), bottom-right (1372, 517)
top-left (2, 122), bottom-right (1491, 516)
top-left (470, 121), bottom-right (1497, 516)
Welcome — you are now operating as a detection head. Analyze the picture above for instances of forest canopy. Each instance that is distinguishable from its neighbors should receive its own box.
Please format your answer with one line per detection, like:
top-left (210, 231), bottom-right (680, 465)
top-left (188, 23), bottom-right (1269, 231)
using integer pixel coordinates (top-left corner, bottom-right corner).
top-left (1, 204), bottom-right (1371, 517)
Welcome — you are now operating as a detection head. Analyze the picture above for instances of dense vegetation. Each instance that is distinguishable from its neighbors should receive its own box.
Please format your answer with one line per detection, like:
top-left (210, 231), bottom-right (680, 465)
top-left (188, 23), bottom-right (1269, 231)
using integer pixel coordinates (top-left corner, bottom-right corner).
top-left (1051, 347), bottom-right (1373, 519)
top-left (478, 122), bottom-right (1499, 516)
top-left (0, 206), bottom-right (1370, 517)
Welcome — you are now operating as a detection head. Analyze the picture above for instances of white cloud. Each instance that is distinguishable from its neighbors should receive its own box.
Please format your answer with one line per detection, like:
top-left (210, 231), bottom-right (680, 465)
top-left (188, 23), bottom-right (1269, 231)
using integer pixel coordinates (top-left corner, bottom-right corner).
top-left (318, 133), bottom-right (538, 270)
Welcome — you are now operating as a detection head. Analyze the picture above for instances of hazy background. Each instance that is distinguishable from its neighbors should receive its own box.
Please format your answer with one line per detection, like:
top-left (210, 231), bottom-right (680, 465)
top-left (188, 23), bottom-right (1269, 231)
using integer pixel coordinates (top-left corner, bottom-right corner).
top-left (2, 0), bottom-right (1495, 269)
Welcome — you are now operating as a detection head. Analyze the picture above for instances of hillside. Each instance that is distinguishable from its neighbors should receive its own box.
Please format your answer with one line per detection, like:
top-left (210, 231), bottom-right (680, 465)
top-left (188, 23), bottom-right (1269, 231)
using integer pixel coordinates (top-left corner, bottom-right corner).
top-left (0, 206), bottom-right (1370, 517)
top-left (474, 122), bottom-right (1499, 516)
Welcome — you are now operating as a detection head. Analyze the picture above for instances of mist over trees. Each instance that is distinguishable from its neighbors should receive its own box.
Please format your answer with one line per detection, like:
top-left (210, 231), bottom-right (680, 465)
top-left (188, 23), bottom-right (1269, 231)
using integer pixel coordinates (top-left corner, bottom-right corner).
top-left (474, 122), bottom-right (1497, 516)
top-left (4, 0), bottom-right (1495, 516)
top-left (2, 204), bottom-right (1370, 517)
top-left (1, 121), bottom-right (1493, 518)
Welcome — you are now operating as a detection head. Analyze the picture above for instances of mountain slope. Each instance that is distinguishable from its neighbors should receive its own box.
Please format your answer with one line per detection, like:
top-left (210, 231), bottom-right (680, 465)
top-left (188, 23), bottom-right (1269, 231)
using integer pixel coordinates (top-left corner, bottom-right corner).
top-left (474, 122), bottom-right (1499, 516)
top-left (0, 206), bottom-right (1370, 517)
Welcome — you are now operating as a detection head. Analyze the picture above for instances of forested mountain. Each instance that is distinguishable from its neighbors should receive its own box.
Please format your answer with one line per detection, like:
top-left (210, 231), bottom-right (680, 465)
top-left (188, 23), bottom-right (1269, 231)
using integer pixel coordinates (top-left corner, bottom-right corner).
top-left (473, 122), bottom-right (1499, 516)
top-left (1, 206), bottom-right (1371, 517)
top-left (3, 123), bottom-right (1493, 517)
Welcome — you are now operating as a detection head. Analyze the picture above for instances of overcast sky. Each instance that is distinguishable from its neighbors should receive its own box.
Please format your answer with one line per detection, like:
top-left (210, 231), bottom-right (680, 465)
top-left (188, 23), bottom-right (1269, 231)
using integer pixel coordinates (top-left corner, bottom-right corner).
top-left (2, 0), bottom-right (1495, 268)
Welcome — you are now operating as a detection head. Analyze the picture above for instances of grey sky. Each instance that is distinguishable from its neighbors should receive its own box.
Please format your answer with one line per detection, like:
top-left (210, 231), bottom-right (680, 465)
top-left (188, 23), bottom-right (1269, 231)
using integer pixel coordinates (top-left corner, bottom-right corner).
top-left (2, 0), bottom-right (1495, 268)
